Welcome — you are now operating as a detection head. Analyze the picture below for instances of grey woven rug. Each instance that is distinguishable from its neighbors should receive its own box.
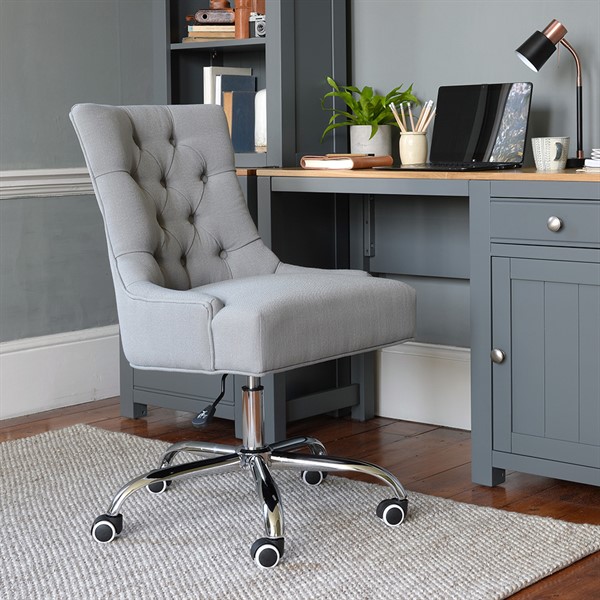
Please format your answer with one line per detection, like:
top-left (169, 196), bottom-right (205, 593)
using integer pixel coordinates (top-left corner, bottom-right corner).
top-left (1, 425), bottom-right (599, 600)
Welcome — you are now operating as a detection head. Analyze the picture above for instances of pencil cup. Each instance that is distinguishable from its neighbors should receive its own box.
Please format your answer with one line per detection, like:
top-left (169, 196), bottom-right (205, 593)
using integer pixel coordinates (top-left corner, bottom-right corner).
top-left (400, 132), bottom-right (428, 165)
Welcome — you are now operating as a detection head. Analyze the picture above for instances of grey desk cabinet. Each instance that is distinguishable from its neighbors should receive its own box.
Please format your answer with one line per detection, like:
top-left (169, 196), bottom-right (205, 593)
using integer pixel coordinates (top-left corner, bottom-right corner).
top-left (472, 180), bottom-right (600, 487)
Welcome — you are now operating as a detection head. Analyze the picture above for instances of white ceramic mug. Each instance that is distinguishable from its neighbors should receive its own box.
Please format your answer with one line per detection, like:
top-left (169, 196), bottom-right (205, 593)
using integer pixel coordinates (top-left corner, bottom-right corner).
top-left (399, 132), bottom-right (428, 165)
top-left (532, 137), bottom-right (569, 172)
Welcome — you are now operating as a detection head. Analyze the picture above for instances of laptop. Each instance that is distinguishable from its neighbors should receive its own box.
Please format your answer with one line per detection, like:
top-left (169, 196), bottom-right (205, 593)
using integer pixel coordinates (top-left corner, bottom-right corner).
top-left (391, 82), bottom-right (533, 171)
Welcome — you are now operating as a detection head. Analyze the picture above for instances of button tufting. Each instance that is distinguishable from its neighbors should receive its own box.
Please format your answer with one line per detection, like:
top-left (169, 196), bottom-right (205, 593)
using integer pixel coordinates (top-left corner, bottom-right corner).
top-left (201, 175), bottom-right (208, 183)
top-left (188, 214), bottom-right (195, 224)
top-left (219, 250), bottom-right (228, 260)
top-left (160, 178), bottom-right (167, 188)
top-left (180, 256), bottom-right (187, 267)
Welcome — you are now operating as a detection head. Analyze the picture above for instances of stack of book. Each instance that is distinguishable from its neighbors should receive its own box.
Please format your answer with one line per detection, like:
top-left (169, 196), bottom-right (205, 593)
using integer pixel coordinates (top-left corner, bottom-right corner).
top-left (183, 24), bottom-right (236, 43)
top-left (203, 66), bottom-right (265, 154)
top-left (580, 148), bottom-right (600, 173)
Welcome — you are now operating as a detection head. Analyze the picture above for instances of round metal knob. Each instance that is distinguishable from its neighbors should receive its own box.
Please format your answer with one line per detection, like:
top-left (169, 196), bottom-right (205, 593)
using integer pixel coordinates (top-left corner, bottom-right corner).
top-left (547, 216), bottom-right (563, 232)
top-left (490, 349), bottom-right (506, 364)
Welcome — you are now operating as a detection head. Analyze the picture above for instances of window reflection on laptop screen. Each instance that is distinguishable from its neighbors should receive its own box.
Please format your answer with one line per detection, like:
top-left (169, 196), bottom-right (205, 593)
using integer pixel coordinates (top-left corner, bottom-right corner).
top-left (429, 82), bottom-right (533, 166)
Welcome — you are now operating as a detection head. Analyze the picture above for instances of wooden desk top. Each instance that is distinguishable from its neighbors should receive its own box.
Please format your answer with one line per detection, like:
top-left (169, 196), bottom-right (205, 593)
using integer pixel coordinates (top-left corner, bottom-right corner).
top-left (256, 167), bottom-right (600, 183)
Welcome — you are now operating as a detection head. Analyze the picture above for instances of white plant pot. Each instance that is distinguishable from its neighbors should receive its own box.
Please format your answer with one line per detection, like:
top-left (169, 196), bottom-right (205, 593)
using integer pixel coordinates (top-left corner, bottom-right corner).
top-left (350, 125), bottom-right (392, 156)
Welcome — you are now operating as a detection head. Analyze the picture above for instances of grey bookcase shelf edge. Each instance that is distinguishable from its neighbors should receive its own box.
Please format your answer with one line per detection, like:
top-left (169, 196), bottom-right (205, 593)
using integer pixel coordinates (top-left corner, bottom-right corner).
top-left (171, 39), bottom-right (267, 51)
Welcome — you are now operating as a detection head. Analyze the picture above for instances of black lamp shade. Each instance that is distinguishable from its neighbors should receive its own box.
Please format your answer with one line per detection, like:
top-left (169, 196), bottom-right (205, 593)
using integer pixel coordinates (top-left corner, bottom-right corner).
top-left (516, 31), bottom-right (556, 71)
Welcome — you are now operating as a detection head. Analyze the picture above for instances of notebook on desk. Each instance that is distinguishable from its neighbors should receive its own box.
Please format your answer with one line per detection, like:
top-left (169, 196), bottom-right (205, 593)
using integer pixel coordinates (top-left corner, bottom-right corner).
top-left (391, 82), bottom-right (533, 172)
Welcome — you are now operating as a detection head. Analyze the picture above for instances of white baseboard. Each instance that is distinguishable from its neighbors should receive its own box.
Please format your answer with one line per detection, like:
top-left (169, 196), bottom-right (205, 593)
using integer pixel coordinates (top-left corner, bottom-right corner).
top-left (377, 342), bottom-right (471, 430)
top-left (0, 325), bottom-right (120, 420)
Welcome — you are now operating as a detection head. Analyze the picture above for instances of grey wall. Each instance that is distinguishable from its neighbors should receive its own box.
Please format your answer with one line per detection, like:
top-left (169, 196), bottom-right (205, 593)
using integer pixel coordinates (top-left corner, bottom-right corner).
top-left (351, 0), bottom-right (600, 162)
top-left (1, 0), bottom-right (598, 344)
top-left (0, 0), bottom-right (167, 342)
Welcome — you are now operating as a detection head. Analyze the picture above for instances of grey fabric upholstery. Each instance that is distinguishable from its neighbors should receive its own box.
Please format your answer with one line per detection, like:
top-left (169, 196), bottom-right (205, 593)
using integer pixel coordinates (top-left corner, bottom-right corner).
top-left (70, 104), bottom-right (416, 376)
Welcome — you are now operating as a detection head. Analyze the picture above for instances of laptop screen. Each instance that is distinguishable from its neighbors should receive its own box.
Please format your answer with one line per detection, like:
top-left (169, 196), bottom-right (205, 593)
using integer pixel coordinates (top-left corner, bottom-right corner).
top-left (429, 82), bottom-right (532, 164)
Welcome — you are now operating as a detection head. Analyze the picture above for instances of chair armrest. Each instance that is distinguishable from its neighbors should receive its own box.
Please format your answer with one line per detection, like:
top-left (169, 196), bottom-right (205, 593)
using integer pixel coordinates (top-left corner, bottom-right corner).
top-left (116, 281), bottom-right (223, 372)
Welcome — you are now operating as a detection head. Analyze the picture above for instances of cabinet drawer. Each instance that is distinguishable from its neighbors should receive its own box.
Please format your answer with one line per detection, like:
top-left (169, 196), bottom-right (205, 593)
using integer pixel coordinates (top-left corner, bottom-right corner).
top-left (490, 200), bottom-right (600, 246)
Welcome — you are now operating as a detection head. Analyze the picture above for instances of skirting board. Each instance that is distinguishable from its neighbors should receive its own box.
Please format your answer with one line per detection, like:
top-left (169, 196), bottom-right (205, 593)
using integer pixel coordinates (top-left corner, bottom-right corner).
top-left (377, 342), bottom-right (471, 430)
top-left (0, 325), bottom-right (120, 420)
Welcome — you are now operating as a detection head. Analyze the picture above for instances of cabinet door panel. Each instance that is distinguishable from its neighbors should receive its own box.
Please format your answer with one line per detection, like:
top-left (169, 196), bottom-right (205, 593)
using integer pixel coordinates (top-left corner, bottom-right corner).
top-left (492, 257), bottom-right (600, 467)
top-left (511, 278), bottom-right (545, 437)
top-left (580, 284), bottom-right (600, 446)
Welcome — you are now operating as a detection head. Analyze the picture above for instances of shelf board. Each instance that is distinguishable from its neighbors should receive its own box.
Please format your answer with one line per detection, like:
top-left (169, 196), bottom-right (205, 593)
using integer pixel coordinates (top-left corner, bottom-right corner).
top-left (235, 152), bottom-right (268, 168)
top-left (171, 38), bottom-right (266, 52)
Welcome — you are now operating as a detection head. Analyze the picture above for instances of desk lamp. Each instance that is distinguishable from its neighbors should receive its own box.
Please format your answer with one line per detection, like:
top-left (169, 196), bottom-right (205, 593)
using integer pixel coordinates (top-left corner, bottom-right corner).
top-left (516, 19), bottom-right (585, 168)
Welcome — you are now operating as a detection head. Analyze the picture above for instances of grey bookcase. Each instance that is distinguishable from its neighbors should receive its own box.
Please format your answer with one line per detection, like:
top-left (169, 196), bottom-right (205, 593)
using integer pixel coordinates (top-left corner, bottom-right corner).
top-left (165, 0), bottom-right (348, 167)
top-left (119, 1), bottom-right (356, 441)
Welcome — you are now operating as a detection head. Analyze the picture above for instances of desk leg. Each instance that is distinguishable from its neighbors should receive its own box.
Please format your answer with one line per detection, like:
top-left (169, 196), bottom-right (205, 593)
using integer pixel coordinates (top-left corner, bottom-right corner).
top-left (469, 181), bottom-right (505, 486)
top-left (351, 352), bottom-right (376, 421)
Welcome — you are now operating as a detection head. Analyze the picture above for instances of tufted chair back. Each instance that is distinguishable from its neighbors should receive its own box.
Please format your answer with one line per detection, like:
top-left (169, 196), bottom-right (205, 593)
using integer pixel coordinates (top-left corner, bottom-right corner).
top-left (71, 104), bottom-right (279, 295)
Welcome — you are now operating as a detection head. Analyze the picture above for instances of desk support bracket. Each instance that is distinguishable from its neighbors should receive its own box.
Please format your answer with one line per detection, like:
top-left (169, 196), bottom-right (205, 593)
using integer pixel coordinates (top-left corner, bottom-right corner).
top-left (363, 195), bottom-right (375, 257)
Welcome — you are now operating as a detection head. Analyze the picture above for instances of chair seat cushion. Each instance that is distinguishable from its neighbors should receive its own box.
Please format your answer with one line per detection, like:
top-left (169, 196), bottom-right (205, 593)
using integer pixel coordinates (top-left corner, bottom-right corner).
top-left (202, 270), bottom-right (416, 375)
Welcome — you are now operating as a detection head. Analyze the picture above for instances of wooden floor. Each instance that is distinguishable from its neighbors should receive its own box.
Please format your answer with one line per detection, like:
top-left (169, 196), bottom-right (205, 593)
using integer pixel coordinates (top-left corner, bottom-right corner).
top-left (2, 398), bottom-right (599, 598)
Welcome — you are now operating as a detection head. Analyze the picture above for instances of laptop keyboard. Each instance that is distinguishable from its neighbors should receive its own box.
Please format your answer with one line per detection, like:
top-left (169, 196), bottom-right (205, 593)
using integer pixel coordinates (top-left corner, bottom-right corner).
top-left (429, 161), bottom-right (519, 170)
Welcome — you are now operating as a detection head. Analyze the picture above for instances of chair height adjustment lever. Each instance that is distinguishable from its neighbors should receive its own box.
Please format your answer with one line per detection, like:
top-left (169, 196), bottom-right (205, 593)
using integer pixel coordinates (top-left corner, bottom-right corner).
top-left (192, 374), bottom-right (228, 427)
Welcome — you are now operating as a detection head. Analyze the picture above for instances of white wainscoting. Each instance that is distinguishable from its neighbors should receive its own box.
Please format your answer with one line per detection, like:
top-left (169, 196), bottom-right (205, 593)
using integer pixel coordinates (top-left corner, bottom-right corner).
top-left (377, 342), bottom-right (471, 430)
top-left (0, 167), bottom-right (93, 199)
top-left (0, 326), bottom-right (120, 420)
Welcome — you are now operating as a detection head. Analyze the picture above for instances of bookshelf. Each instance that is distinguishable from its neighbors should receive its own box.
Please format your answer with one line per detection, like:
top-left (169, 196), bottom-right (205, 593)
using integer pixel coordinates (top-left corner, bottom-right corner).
top-left (164, 0), bottom-right (348, 167)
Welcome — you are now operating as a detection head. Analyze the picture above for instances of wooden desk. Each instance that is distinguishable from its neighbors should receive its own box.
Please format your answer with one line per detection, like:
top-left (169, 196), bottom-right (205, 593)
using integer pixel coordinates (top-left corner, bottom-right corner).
top-left (256, 167), bottom-right (600, 487)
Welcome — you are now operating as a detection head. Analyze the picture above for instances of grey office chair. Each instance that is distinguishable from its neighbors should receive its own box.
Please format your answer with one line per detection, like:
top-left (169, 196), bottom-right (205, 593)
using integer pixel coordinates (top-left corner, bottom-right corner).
top-left (70, 103), bottom-right (416, 568)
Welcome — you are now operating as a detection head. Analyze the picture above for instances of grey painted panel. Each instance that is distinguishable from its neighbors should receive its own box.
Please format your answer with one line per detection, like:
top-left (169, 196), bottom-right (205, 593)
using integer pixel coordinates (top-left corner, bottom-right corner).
top-left (493, 451), bottom-right (600, 487)
top-left (491, 258), bottom-right (511, 453)
top-left (511, 258), bottom-right (600, 286)
top-left (491, 243), bottom-right (600, 264)
top-left (511, 433), bottom-right (600, 469)
top-left (0, 195), bottom-right (117, 342)
top-left (133, 369), bottom-right (234, 406)
top-left (469, 181), bottom-right (506, 486)
top-left (370, 195), bottom-right (469, 279)
top-left (388, 275), bottom-right (470, 348)
top-left (490, 200), bottom-right (600, 246)
top-left (491, 182), bottom-right (600, 201)
top-left (271, 177), bottom-right (469, 196)
top-left (133, 388), bottom-right (235, 421)
top-left (544, 282), bottom-right (580, 443)
top-left (511, 278), bottom-right (545, 438)
top-left (579, 285), bottom-right (600, 446)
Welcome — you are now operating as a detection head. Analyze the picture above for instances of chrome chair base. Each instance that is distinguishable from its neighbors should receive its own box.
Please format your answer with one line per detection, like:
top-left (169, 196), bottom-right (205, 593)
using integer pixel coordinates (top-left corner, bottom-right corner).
top-left (91, 378), bottom-right (409, 568)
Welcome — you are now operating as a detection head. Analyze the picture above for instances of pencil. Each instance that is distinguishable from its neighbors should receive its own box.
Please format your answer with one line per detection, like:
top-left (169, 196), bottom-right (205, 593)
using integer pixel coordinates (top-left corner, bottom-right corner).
top-left (421, 107), bottom-right (436, 133)
top-left (416, 101), bottom-right (432, 132)
top-left (390, 103), bottom-right (407, 133)
top-left (408, 103), bottom-right (415, 131)
top-left (399, 103), bottom-right (408, 131)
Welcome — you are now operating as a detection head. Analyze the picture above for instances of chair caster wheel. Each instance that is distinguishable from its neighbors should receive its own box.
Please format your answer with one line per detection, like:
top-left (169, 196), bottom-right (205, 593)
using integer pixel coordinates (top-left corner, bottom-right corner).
top-left (147, 480), bottom-right (172, 494)
top-left (376, 497), bottom-right (408, 527)
top-left (250, 537), bottom-right (284, 568)
top-left (301, 470), bottom-right (327, 486)
top-left (91, 513), bottom-right (123, 543)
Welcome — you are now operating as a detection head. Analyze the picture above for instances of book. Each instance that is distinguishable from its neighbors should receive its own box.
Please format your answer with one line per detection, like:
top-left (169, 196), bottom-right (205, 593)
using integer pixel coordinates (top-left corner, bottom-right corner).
top-left (584, 158), bottom-right (600, 168)
top-left (215, 74), bottom-right (256, 106)
top-left (188, 25), bottom-right (235, 32)
top-left (222, 90), bottom-right (256, 153)
top-left (185, 30), bottom-right (236, 38)
top-left (183, 36), bottom-right (235, 42)
top-left (300, 154), bottom-right (394, 170)
top-left (203, 66), bottom-right (252, 104)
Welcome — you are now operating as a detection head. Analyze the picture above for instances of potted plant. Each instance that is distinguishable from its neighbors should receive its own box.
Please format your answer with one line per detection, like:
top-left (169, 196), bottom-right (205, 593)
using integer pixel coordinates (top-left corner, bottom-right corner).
top-left (321, 76), bottom-right (418, 155)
